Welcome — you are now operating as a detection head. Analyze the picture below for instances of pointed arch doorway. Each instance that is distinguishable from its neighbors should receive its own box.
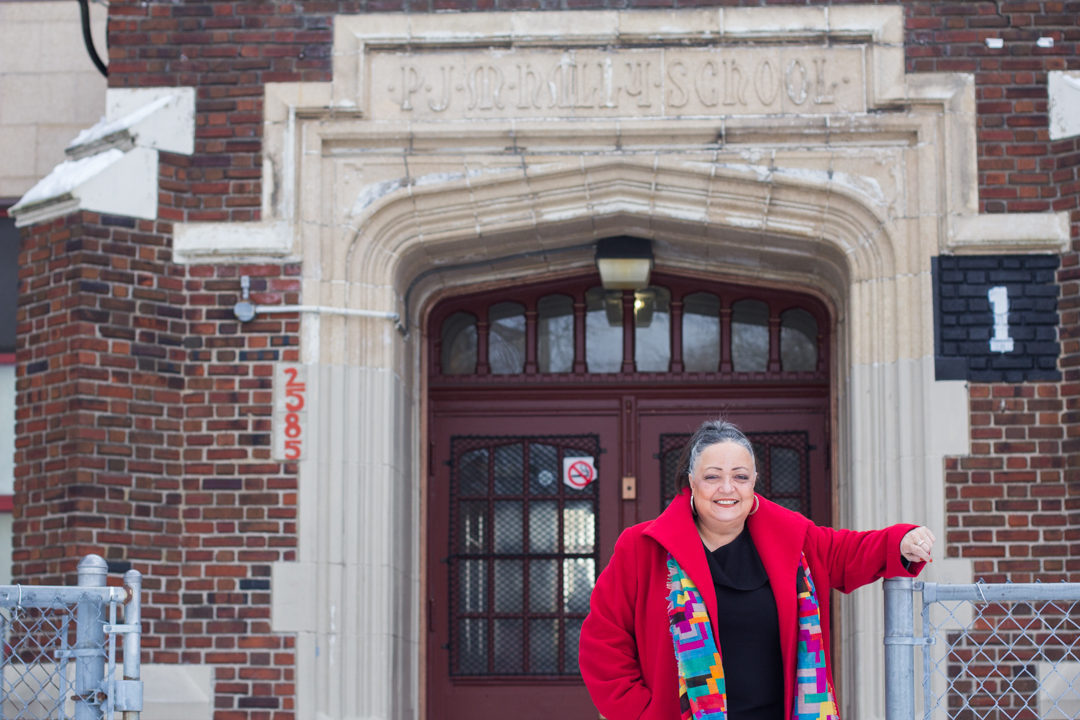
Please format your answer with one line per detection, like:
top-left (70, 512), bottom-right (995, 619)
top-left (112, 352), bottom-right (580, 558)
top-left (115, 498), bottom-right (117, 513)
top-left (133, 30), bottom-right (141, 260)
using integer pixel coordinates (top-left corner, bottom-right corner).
top-left (426, 269), bottom-right (832, 720)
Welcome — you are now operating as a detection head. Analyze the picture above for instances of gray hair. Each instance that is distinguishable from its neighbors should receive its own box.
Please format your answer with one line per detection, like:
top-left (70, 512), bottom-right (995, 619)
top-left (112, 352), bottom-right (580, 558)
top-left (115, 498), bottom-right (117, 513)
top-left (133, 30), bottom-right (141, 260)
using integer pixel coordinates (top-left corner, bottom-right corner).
top-left (675, 420), bottom-right (756, 493)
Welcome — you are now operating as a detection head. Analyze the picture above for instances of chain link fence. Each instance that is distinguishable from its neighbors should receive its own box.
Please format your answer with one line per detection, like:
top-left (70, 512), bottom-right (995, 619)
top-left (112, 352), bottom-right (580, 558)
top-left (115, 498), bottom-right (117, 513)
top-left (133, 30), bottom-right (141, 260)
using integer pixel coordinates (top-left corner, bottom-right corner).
top-left (0, 555), bottom-right (142, 720)
top-left (885, 577), bottom-right (1080, 720)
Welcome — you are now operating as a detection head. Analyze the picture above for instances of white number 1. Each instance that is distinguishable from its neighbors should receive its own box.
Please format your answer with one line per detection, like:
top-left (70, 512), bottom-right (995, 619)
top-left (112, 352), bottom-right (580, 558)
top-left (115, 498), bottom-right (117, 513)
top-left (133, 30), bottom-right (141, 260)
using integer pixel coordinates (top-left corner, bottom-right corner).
top-left (988, 286), bottom-right (1014, 353)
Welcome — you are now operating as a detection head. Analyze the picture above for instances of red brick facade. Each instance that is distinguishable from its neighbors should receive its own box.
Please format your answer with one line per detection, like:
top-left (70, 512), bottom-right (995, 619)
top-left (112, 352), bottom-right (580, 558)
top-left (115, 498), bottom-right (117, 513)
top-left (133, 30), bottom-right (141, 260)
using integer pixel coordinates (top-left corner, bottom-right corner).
top-left (14, 210), bottom-right (301, 718)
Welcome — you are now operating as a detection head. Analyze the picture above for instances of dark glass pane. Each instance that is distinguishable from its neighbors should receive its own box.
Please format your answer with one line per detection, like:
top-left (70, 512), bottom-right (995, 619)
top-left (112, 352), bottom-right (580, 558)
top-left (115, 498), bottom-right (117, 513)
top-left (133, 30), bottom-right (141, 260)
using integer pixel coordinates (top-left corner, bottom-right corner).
top-left (458, 618), bottom-right (488, 674)
top-left (660, 437), bottom-right (687, 509)
top-left (529, 559), bottom-right (558, 612)
top-left (634, 286), bottom-right (670, 372)
top-left (494, 443), bottom-right (524, 495)
top-left (528, 443), bottom-right (559, 495)
top-left (494, 560), bottom-right (523, 612)
top-left (563, 501), bottom-right (595, 554)
top-left (563, 618), bottom-right (584, 674)
top-left (489, 301), bottom-right (526, 375)
top-left (585, 286), bottom-right (622, 373)
top-left (563, 558), bottom-right (595, 613)
top-left (493, 501), bottom-right (523, 553)
top-left (781, 308), bottom-right (818, 372)
top-left (442, 312), bottom-right (478, 375)
top-left (458, 501), bottom-right (487, 554)
top-left (770, 446), bottom-right (801, 494)
top-left (458, 559), bottom-right (487, 612)
top-left (732, 300), bottom-right (769, 372)
top-left (682, 292), bottom-right (720, 372)
top-left (458, 448), bottom-right (489, 496)
top-left (529, 618), bottom-right (559, 674)
top-left (538, 295), bottom-right (574, 374)
top-left (529, 502), bottom-right (558, 553)
top-left (493, 619), bottom-right (523, 674)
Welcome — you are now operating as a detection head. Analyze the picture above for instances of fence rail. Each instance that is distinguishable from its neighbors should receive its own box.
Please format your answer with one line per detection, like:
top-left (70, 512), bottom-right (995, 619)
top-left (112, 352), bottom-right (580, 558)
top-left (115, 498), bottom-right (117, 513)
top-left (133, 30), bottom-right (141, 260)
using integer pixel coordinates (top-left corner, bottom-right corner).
top-left (0, 555), bottom-right (142, 720)
top-left (885, 577), bottom-right (1080, 720)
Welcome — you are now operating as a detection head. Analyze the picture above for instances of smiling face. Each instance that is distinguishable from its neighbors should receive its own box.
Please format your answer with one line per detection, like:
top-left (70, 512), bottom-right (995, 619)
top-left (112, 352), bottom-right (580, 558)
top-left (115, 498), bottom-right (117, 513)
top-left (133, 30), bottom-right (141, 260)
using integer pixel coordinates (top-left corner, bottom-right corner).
top-left (688, 441), bottom-right (757, 540)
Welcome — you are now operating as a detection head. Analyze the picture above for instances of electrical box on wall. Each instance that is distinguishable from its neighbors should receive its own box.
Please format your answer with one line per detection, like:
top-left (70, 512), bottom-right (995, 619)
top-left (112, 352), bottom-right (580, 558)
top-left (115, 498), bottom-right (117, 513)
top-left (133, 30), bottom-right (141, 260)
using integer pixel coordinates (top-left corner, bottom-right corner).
top-left (933, 255), bottom-right (1061, 382)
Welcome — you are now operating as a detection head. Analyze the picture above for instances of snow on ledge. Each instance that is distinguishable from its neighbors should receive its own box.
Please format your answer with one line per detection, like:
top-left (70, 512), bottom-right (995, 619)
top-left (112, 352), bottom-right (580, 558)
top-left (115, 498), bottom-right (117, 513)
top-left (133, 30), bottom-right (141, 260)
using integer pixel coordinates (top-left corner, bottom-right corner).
top-left (9, 88), bottom-right (195, 228)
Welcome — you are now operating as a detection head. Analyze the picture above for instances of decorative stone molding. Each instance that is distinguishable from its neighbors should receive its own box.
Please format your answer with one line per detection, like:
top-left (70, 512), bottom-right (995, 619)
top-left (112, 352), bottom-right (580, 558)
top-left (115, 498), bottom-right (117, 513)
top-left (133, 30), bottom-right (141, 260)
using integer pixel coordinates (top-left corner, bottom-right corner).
top-left (9, 87), bottom-right (195, 227)
top-left (948, 212), bottom-right (1072, 255)
top-left (1049, 71), bottom-right (1080, 141)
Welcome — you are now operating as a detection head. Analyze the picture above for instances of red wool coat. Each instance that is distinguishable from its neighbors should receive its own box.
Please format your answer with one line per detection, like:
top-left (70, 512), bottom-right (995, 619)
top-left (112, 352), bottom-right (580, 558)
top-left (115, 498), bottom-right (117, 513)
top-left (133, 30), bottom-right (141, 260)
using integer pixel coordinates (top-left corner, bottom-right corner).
top-left (579, 490), bottom-right (924, 720)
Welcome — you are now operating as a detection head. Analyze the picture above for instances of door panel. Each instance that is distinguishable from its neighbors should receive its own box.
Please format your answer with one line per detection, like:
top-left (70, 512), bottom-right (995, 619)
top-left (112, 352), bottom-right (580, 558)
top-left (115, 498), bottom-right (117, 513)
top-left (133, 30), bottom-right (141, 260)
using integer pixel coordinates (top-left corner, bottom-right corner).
top-left (637, 408), bottom-right (830, 526)
top-left (428, 412), bottom-right (620, 720)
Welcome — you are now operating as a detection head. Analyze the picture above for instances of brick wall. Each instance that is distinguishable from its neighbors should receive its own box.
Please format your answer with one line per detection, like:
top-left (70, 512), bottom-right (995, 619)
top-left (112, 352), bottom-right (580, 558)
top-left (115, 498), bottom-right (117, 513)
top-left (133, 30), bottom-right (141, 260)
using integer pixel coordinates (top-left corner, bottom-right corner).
top-left (943, 382), bottom-right (1073, 581)
top-left (14, 210), bottom-right (301, 718)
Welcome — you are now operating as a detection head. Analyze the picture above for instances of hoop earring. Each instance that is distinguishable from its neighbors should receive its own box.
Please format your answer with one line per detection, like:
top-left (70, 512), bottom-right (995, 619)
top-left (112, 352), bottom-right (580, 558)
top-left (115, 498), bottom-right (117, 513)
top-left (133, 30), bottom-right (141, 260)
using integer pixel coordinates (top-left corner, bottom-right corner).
top-left (690, 490), bottom-right (699, 518)
top-left (749, 494), bottom-right (760, 516)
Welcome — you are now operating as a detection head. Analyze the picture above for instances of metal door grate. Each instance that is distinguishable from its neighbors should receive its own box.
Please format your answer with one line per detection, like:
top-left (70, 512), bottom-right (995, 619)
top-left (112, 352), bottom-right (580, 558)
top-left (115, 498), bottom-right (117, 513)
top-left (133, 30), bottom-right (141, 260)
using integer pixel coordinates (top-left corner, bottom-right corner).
top-left (659, 431), bottom-right (812, 516)
top-left (448, 434), bottom-right (600, 677)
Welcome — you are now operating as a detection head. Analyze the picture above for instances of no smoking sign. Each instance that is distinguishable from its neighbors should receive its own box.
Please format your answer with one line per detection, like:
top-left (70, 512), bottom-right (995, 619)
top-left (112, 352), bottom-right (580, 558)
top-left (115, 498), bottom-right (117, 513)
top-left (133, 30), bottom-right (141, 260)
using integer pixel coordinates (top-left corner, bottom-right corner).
top-left (562, 456), bottom-right (596, 489)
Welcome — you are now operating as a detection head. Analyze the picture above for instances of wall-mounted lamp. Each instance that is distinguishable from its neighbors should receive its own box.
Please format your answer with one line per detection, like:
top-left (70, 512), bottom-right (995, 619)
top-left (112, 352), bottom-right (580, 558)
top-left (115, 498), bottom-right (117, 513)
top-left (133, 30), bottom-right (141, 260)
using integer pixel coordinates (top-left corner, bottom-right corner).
top-left (595, 237), bottom-right (654, 290)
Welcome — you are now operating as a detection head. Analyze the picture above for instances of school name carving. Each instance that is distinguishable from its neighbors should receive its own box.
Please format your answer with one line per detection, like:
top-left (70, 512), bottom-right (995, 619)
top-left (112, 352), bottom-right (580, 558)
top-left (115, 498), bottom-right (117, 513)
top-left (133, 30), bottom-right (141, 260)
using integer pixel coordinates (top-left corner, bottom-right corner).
top-left (367, 47), bottom-right (865, 119)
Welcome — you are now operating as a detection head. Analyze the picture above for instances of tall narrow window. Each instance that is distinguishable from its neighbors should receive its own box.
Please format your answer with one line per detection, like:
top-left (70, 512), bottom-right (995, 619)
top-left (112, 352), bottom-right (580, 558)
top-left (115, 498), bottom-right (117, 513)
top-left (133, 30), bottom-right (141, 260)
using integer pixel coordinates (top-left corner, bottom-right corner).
top-left (489, 302), bottom-right (526, 375)
top-left (634, 286), bottom-right (671, 373)
top-left (682, 292), bottom-right (720, 372)
top-left (442, 312), bottom-right (478, 375)
top-left (585, 287), bottom-right (622, 373)
top-left (781, 308), bottom-right (818, 372)
top-left (731, 300), bottom-right (769, 372)
top-left (537, 294), bottom-right (574, 374)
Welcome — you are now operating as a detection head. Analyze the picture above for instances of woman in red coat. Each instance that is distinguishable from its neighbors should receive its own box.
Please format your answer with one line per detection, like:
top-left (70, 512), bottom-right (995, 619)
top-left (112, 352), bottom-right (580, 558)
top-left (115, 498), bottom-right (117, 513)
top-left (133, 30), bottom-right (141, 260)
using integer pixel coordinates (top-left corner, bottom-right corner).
top-left (579, 420), bottom-right (935, 720)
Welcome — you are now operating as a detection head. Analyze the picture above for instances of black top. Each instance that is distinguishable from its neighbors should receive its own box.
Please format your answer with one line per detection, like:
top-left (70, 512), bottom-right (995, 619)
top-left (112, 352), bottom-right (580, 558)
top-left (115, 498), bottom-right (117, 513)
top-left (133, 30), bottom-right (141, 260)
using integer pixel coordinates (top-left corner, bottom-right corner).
top-left (704, 526), bottom-right (786, 720)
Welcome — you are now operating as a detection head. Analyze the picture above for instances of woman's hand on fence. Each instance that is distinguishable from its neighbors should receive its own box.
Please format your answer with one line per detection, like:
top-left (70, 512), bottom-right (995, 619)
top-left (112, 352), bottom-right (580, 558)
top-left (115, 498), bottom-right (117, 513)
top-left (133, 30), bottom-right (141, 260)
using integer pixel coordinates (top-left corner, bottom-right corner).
top-left (900, 526), bottom-right (936, 564)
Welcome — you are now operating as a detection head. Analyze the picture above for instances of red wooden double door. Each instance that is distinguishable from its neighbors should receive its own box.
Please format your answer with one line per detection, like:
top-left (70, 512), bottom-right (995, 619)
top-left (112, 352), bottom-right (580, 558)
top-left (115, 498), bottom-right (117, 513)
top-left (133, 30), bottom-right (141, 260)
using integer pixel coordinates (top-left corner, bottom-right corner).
top-left (426, 272), bottom-right (831, 720)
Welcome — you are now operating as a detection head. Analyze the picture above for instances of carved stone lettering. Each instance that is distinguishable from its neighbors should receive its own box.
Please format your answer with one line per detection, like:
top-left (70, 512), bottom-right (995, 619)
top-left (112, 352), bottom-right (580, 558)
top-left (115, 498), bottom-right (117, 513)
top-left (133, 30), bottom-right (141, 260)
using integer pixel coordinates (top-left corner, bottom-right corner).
top-left (695, 60), bottom-right (719, 108)
top-left (549, 58), bottom-right (577, 108)
top-left (723, 59), bottom-right (747, 107)
top-left (516, 64), bottom-right (544, 110)
top-left (813, 58), bottom-right (837, 105)
top-left (667, 61), bottom-right (689, 109)
top-left (755, 60), bottom-right (779, 106)
top-left (400, 66), bottom-right (424, 111)
top-left (429, 66), bottom-right (452, 112)
top-left (785, 59), bottom-right (809, 106)
top-left (371, 46), bottom-right (865, 119)
top-left (468, 65), bottom-right (505, 111)
top-left (623, 61), bottom-right (654, 108)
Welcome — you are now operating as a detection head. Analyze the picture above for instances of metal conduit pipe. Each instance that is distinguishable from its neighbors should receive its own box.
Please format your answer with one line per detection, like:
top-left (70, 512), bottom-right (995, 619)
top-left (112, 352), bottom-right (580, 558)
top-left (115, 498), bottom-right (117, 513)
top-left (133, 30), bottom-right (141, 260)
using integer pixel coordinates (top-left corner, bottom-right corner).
top-left (233, 279), bottom-right (402, 333)
top-left (78, 0), bottom-right (108, 77)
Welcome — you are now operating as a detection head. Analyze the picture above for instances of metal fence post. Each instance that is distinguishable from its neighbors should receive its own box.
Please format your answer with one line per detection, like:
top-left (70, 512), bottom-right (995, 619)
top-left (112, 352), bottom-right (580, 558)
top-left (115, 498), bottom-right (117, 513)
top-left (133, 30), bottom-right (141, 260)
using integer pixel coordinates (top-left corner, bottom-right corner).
top-left (122, 569), bottom-right (142, 720)
top-left (75, 555), bottom-right (108, 720)
top-left (884, 577), bottom-right (915, 720)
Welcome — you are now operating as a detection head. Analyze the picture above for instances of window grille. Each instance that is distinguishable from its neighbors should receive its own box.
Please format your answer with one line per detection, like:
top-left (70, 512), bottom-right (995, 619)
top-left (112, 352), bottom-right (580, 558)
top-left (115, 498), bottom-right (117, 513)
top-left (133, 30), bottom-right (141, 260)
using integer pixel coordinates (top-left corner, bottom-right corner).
top-left (448, 434), bottom-right (601, 676)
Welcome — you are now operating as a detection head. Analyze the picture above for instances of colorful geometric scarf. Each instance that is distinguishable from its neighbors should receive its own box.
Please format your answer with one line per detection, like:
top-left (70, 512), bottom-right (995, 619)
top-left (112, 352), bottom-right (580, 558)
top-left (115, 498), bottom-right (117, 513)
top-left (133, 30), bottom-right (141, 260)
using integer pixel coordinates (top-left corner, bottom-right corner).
top-left (665, 552), bottom-right (839, 720)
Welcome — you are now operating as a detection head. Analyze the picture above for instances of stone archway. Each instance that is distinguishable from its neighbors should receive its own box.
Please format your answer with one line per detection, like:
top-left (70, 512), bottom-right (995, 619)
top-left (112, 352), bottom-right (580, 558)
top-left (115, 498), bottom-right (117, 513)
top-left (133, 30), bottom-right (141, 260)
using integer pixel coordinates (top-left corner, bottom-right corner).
top-left (181, 8), bottom-right (999, 720)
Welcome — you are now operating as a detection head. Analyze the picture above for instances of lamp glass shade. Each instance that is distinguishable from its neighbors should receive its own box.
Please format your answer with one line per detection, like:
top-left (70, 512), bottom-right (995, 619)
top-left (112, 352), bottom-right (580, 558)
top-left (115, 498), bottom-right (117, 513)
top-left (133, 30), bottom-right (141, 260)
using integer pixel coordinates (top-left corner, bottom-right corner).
top-left (597, 258), bottom-right (652, 290)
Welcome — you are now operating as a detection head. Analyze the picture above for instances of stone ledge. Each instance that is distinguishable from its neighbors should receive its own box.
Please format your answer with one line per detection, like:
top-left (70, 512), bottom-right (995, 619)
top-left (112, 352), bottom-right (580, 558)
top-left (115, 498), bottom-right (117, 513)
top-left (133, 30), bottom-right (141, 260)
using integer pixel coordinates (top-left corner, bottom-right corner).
top-left (947, 212), bottom-right (1071, 255)
top-left (173, 221), bottom-right (296, 264)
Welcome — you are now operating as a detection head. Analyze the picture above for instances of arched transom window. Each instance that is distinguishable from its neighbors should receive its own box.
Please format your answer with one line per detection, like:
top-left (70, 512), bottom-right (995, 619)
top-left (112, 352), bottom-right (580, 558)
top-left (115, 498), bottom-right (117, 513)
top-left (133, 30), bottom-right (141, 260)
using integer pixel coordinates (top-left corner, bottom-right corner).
top-left (430, 273), bottom-right (828, 383)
